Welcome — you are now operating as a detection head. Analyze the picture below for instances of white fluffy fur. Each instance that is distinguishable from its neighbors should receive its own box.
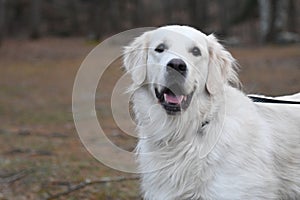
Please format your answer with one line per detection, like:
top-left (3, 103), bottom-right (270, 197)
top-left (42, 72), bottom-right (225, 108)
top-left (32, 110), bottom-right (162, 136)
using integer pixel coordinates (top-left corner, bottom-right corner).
top-left (123, 25), bottom-right (300, 199)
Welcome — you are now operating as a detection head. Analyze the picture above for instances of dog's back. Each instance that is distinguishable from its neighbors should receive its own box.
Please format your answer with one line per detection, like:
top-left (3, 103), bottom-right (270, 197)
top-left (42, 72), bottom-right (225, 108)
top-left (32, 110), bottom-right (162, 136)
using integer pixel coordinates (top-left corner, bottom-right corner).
top-left (253, 93), bottom-right (300, 198)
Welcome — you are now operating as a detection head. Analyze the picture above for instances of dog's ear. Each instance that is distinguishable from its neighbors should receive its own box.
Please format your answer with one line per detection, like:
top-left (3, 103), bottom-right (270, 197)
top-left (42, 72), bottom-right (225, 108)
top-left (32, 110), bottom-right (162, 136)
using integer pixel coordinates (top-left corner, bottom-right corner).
top-left (206, 34), bottom-right (239, 95)
top-left (123, 32), bottom-right (149, 85)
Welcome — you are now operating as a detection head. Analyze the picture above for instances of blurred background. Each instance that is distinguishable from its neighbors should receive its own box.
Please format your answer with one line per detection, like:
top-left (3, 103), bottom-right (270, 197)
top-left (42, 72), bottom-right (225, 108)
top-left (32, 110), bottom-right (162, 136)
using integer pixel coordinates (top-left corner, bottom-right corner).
top-left (0, 0), bottom-right (299, 199)
top-left (0, 0), bottom-right (300, 43)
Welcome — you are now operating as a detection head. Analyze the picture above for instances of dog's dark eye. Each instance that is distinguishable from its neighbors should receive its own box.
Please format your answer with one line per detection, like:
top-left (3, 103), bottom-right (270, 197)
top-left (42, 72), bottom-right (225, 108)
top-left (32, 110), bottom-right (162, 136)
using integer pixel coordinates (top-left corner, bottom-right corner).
top-left (155, 43), bottom-right (166, 53)
top-left (191, 47), bottom-right (201, 56)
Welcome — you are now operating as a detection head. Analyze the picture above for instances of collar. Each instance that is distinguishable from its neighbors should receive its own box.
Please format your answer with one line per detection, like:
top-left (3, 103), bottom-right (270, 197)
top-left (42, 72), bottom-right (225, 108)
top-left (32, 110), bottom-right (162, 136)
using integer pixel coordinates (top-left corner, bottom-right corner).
top-left (197, 120), bottom-right (209, 135)
top-left (201, 120), bottom-right (209, 128)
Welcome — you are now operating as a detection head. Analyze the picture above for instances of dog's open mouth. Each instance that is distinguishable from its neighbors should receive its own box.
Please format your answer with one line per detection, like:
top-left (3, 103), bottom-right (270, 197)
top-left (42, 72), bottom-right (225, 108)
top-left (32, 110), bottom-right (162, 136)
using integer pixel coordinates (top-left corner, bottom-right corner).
top-left (155, 85), bottom-right (195, 115)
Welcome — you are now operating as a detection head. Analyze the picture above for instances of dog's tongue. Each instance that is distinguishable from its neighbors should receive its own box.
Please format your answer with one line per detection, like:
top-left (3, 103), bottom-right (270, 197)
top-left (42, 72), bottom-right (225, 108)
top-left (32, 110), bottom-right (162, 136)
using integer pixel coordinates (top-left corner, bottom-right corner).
top-left (164, 93), bottom-right (184, 104)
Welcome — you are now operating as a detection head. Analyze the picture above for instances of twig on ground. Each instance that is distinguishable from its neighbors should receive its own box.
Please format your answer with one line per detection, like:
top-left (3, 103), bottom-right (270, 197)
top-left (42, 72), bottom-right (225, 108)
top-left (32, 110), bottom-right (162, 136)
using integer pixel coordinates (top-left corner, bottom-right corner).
top-left (0, 169), bottom-right (32, 184)
top-left (45, 175), bottom-right (139, 200)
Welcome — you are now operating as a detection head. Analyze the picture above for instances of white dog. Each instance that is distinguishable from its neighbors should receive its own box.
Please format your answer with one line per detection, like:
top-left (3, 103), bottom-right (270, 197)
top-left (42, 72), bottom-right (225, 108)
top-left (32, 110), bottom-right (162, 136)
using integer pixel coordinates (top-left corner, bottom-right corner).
top-left (123, 25), bottom-right (300, 200)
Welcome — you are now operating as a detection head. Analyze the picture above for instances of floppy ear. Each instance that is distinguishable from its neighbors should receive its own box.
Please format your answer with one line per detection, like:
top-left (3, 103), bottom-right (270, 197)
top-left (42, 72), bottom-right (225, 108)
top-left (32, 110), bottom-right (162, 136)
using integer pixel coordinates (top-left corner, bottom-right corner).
top-left (206, 34), bottom-right (239, 95)
top-left (123, 32), bottom-right (149, 85)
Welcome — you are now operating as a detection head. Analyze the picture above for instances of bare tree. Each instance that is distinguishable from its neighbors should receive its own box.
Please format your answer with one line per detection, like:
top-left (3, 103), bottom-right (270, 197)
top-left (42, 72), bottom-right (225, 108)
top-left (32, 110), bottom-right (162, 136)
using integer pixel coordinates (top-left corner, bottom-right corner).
top-left (218, 0), bottom-right (236, 36)
top-left (274, 0), bottom-right (289, 33)
top-left (189, 0), bottom-right (208, 30)
top-left (68, 0), bottom-right (79, 34)
top-left (258, 0), bottom-right (272, 42)
top-left (130, 0), bottom-right (143, 27)
top-left (109, 1), bottom-right (121, 32)
top-left (0, 0), bottom-right (5, 44)
top-left (258, 0), bottom-right (291, 43)
top-left (87, 0), bottom-right (102, 40)
top-left (30, 0), bottom-right (41, 39)
top-left (288, 0), bottom-right (296, 32)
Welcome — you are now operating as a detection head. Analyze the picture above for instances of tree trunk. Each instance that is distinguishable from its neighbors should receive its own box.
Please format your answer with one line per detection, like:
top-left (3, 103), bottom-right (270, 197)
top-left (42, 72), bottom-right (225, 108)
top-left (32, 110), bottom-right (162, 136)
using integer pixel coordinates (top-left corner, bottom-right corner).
top-left (109, 1), bottom-right (121, 33)
top-left (259, 0), bottom-right (291, 43)
top-left (131, 0), bottom-right (142, 27)
top-left (258, 0), bottom-right (272, 42)
top-left (189, 0), bottom-right (208, 30)
top-left (88, 0), bottom-right (103, 40)
top-left (218, 0), bottom-right (235, 37)
top-left (30, 0), bottom-right (41, 39)
top-left (288, 0), bottom-right (296, 32)
top-left (69, 0), bottom-right (79, 34)
top-left (274, 0), bottom-right (289, 33)
top-left (0, 0), bottom-right (5, 44)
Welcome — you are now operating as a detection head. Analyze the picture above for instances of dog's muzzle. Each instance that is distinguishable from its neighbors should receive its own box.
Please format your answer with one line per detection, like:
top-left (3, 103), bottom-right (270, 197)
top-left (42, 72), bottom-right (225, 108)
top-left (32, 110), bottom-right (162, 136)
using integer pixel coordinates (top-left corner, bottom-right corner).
top-left (167, 58), bottom-right (187, 77)
top-left (155, 84), bottom-right (195, 115)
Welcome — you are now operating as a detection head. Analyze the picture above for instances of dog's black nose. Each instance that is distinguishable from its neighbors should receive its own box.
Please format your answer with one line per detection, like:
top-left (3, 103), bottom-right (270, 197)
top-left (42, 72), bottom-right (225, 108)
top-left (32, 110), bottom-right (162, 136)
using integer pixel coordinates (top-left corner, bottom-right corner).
top-left (167, 59), bottom-right (187, 76)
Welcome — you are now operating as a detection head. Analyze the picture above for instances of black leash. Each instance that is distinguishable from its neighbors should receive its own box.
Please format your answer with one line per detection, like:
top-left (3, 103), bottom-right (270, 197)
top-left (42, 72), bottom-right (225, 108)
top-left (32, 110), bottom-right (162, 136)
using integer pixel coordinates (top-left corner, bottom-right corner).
top-left (198, 95), bottom-right (299, 134)
top-left (248, 95), bottom-right (300, 105)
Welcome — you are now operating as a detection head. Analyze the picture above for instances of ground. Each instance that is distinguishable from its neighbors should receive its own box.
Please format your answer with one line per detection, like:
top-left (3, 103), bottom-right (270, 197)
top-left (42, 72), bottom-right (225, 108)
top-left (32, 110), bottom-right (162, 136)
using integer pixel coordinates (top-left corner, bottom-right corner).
top-left (0, 37), bottom-right (299, 200)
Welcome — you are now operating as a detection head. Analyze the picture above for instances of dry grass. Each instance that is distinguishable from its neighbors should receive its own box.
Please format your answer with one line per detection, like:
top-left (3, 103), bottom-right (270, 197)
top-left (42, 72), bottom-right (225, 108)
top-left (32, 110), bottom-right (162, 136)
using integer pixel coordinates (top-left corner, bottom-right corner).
top-left (0, 37), bottom-right (299, 199)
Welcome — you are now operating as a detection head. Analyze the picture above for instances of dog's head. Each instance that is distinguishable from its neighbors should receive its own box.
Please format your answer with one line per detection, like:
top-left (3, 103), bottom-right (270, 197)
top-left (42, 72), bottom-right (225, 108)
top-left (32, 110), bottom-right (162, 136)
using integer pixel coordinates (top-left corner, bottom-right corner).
top-left (123, 25), bottom-right (239, 115)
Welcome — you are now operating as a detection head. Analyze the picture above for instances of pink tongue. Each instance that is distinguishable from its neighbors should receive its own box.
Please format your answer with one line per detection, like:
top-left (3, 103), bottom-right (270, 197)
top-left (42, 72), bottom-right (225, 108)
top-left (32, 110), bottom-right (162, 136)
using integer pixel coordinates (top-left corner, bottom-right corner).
top-left (164, 94), bottom-right (184, 104)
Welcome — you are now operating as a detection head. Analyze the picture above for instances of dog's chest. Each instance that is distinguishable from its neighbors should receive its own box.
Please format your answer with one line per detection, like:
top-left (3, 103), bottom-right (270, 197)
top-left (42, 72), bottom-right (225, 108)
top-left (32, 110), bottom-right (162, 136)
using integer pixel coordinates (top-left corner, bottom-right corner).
top-left (138, 142), bottom-right (218, 199)
top-left (138, 140), bottom-right (272, 200)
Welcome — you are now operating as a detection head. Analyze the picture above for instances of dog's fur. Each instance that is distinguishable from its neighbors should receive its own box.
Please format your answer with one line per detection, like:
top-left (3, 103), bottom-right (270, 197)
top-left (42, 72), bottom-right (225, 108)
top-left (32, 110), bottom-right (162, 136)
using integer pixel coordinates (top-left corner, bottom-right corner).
top-left (123, 25), bottom-right (300, 199)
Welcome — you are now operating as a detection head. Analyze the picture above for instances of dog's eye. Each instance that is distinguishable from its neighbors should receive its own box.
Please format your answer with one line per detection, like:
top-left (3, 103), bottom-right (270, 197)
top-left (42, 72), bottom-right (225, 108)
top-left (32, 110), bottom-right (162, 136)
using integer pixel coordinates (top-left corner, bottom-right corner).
top-left (155, 43), bottom-right (166, 53)
top-left (191, 47), bottom-right (201, 56)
